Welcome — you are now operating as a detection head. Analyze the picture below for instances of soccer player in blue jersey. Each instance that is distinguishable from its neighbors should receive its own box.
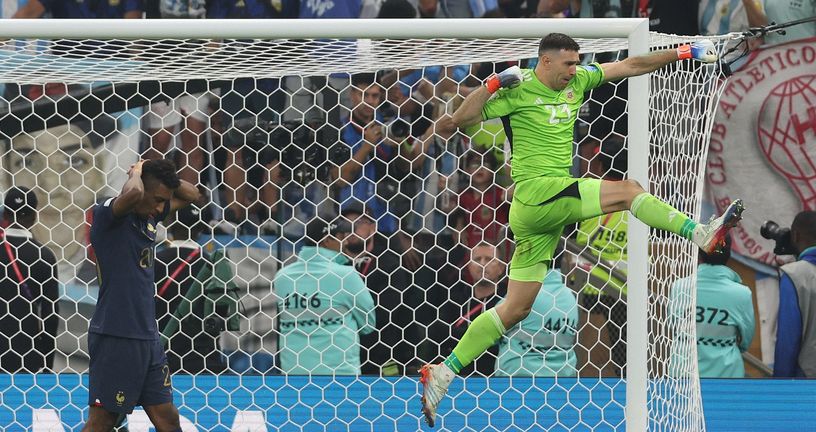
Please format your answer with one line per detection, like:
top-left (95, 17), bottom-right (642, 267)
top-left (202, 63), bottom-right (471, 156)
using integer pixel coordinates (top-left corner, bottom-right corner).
top-left (82, 159), bottom-right (199, 432)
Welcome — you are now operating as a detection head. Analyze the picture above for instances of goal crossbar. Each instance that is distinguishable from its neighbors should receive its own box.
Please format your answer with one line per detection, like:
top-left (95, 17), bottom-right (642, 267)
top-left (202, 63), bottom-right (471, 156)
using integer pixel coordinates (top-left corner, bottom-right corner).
top-left (0, 18), bottom-right (646, 39)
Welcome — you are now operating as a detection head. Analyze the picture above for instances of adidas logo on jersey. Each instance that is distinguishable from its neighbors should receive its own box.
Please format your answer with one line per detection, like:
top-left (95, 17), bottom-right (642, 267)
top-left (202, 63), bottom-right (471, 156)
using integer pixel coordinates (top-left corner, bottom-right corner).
top-left (535, 97), bottom-right (544, 105)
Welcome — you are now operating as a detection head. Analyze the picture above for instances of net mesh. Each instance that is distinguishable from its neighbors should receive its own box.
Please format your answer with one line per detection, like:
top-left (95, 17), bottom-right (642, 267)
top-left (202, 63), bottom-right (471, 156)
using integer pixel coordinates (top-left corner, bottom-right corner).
top-left (0, 32), bottom-right (731, 431)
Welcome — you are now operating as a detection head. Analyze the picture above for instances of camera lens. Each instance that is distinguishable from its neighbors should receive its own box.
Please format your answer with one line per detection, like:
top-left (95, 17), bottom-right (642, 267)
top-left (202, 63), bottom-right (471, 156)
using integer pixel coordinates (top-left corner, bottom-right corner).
top-left (760, 220), bottom-right (779, 240)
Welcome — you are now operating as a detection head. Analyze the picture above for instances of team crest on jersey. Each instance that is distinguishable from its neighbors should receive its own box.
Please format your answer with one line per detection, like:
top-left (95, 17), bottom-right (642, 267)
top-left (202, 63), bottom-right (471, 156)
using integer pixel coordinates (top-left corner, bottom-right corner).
top-left (564, 88), bottom-right (576, 103)
top-left (147, 223), bottom-right (156, 233)
top-left (115, 391), bottom-right (125, 406)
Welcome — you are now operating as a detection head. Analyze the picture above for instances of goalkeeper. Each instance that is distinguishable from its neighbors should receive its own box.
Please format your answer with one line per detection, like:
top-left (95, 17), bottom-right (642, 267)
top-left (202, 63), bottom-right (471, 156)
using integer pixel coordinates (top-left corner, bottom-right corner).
top-left (420, 33), bottom-right (744, 426)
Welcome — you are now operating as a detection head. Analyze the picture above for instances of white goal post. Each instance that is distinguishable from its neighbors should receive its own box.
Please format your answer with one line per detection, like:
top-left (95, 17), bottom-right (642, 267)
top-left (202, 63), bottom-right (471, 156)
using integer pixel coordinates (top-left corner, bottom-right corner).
top-left (0, 18), bottom-right (729, 432)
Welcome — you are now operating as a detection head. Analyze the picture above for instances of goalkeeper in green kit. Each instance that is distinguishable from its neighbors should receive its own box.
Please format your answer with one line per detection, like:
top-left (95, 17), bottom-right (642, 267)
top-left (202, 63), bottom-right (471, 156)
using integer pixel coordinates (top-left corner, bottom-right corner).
top-left (420, 33), bottom-right (744, 426)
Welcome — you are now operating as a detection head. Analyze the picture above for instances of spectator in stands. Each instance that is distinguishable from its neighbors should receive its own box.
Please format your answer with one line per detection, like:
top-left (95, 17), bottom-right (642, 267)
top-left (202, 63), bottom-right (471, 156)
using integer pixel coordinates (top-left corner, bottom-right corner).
top-left (275, 216), bottom-right (376, 375)
top-left (374, 0), bottom-right (419, 17)
top-left (155, 200), bottom-right (235, 374)
top-left (644, 0), bottom-right (699, 35)
top-left (434, 241), bottom-right (507, 376)
top-left (538, 0), bottom-right (635, 18)
top-left (144, 1), bottom-right (210, 186)
top-left (333, 73), bottom-right (454, 235)
top-left (774, 211), bottom-right (816, 378)
top-left (332, 72), bottom-right (391, 233)
top-left (569, 136), bottom-right (629, 377)
top-left (764, 0), bottom-right (815, 45)
top-left (3, 121), bottom-right (112, 285)
top-left (345, 202), bottom-right (423, 375)
top-left (206, 0), bottom-right (292, 232)
top-left (13, 0), bottom-right (141, 20)
top-left (0, 187), bottom-right (59, 373)
top-left (419, 0), bottom-right (497, 18)
top-left (448, 148), bottom-right (510, 249)
top-left (300, 0), bottom-right (361, 17)
top-left (495, 269), bottom-right (578, 377)
top-left (699, 0), bottom-right (767, 37)
top-left (670, 234), bottom-right (755, 378)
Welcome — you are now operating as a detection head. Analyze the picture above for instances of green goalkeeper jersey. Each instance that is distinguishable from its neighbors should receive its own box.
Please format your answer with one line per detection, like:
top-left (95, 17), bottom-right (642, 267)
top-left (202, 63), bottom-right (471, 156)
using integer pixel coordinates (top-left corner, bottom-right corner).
top-left (481, 65), bottom-right (605, 182)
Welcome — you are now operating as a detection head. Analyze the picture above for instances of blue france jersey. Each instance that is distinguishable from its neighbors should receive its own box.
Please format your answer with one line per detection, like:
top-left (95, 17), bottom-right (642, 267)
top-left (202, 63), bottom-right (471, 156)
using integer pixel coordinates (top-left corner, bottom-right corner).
top-left (89, 198), bottom-right (170, 340)
top-left (39, 0), bottom-right (143, 17)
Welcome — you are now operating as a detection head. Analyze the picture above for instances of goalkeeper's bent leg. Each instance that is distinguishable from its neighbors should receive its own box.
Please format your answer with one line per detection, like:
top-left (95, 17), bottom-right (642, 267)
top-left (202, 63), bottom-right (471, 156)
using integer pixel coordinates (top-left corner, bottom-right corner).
top-left (629, 192), bottom-right (697, 240)
top-left (629, 192), bottom-right (745, 253)
top-left (421, 277), bottom-right (542, 426)
top-left (444, 308), bottom-right (506, 373)
top-left (443, 277), bottom-right (542, 373)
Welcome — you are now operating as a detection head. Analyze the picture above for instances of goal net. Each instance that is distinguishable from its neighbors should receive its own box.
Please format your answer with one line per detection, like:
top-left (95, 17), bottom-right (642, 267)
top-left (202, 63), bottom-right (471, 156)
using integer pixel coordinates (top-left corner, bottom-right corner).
top-left (0, 19), bottom-right (730, 431)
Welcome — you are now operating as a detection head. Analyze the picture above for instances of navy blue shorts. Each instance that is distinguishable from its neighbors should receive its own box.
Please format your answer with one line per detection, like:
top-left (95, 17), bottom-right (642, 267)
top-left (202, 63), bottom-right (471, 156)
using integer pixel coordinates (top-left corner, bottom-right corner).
top-left (87, 333), bottom-right (173, 414)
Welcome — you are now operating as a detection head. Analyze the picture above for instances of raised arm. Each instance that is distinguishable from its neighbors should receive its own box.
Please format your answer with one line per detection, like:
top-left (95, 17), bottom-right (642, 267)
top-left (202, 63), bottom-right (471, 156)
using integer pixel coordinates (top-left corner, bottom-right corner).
top-left (601, 40), bottom-right (718, 83)
top-left (742, 0), bottom-right (767, 28)
top-left (452, 66), bottom-right (522, 129)
top-left (451, 87), bottom-right (493, 129)
top-left (332, 126), bottom-right (380, 188)
top-left (112, 160), bottom-right (146, 218)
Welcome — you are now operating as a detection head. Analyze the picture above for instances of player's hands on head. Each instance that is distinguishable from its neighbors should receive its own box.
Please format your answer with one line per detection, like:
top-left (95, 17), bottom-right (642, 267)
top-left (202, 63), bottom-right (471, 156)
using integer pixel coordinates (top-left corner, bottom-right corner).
top-left (129, 159), bottom-right (145, 176)
top-left (486, 65), bottom-right (523, 94)
top-left (678, 39), bottom-right (718, 63)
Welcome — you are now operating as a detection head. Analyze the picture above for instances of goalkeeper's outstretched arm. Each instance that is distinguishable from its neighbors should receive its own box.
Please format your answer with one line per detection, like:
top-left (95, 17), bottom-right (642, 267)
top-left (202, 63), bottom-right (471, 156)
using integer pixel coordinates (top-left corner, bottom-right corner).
top-left (452, 65), bottom-right (524, 128)
top-left (451, 86), bottom-right (493, 128)
top-left (601, 40), bottom-right (718, 82)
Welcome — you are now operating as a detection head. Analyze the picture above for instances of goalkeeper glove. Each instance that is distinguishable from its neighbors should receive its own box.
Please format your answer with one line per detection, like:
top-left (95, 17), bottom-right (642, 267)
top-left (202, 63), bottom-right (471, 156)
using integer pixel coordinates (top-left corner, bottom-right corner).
top-left (677, 39), bottom-right (717, 63)
top-left (486, 65), bottom-right (523, 94)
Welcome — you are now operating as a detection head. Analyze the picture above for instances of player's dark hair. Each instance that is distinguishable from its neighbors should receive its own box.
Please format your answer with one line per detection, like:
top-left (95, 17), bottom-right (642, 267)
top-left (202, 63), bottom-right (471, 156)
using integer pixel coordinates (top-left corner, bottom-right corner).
top-left (142, 159), bottom-right (181, 190)
top-left (538, 33), bottom-right (580, 55)
top-left (699, 233), bottom-right (732, 266)
top-left (792, 211), bottom-right (816, 245)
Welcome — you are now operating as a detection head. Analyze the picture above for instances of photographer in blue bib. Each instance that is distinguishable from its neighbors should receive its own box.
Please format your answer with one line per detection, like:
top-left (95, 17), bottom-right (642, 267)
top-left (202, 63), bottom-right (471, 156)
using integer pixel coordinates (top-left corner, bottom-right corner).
top-left (669, 234), bottom-right (755, 378)
top-left (274, 216), bottom-right (377, 375)
top-left (766, 211), bottom-right (816, 378)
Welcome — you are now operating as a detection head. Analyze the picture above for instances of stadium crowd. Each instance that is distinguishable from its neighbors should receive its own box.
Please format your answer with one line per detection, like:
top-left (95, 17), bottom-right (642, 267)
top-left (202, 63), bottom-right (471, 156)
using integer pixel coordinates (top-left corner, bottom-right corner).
top-left (0, 0), bottom-right (814, 381)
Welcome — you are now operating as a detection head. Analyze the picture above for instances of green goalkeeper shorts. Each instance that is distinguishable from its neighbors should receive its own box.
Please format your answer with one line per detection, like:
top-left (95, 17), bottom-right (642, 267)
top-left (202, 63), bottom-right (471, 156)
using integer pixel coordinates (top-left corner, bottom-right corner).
top-left (509, 176), bottom-right (603, 282)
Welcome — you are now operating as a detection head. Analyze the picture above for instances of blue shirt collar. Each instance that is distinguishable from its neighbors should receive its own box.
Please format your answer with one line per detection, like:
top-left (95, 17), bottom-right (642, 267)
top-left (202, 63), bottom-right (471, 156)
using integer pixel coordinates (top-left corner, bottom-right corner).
top-left (799, 246), bottom-right (816, 262)
top-left (299, 246), bottom-right (350, 265)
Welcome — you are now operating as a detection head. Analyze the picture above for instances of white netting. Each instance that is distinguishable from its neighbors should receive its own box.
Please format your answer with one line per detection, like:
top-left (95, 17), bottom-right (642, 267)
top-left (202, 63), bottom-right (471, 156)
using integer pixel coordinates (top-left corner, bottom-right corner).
top-left (0, 28), bottom-right (731, 431)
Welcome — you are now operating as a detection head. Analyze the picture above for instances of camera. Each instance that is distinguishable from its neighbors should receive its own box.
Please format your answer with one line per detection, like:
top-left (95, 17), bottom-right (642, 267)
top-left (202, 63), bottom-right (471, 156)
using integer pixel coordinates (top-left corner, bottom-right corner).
top-left (226, 118), bottom-right (338, 186)
top-left (760, 220), bottom-right (796, 255)
top-left (380, 117), bottom-right (411, 141)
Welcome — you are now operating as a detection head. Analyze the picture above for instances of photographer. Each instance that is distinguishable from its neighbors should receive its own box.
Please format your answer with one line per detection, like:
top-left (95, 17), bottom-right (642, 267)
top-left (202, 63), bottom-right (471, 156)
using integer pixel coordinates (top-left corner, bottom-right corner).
top-left (773, 211), bottom-right (816, 378)
top-left (275, 216), bottom-right (376, 375)
top-left (332, 72), bottom-right (455, 234)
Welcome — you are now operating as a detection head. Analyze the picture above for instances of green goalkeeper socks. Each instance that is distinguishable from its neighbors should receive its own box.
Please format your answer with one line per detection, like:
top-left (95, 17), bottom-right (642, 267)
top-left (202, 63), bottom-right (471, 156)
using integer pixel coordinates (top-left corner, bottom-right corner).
top-left (630, 192), bottom-right (697, 240)
top-left (443, 308), bottom-right (506, 374)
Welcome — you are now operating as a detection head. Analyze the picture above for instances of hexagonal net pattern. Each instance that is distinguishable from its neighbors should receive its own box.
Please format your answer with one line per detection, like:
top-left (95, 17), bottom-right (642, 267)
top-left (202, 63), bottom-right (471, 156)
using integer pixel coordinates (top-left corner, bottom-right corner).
top-left (0, 32), bottom-right (731, 431)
